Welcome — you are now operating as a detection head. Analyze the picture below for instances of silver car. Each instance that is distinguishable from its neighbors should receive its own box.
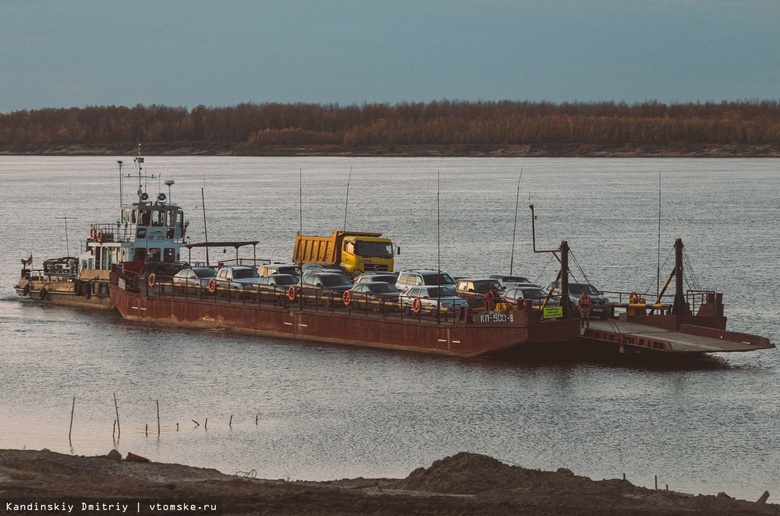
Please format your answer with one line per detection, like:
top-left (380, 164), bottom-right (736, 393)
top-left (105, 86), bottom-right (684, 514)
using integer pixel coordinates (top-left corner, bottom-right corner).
top-left (172, 267), bottom-right (217, 289)
top-left (395, 269), bottom-right (456, 294)
top-left (503, 285), bottom-right (559, 308)
top-left (399, 285), bottom-right (469, 316)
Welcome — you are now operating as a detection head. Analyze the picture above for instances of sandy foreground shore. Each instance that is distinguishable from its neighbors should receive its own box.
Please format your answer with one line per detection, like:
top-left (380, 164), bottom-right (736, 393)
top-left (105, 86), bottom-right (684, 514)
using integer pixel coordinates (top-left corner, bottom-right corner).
top-left (0, 449), bottom-right (777, 515)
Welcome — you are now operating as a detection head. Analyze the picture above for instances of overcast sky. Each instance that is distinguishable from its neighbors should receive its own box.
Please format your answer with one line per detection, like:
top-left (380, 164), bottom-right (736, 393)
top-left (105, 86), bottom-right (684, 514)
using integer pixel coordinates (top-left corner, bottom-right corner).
top-left (1, 1), bottom-right (777, 113)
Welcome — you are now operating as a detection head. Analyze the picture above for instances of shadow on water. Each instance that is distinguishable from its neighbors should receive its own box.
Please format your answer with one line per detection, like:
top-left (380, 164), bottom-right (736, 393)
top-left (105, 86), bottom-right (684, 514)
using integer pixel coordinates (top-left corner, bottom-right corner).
top-left (485, 345), bottom-right (738, 372)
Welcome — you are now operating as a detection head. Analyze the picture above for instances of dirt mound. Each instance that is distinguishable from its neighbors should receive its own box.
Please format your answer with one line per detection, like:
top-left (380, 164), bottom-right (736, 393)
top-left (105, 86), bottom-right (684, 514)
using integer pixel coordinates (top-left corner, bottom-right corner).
top-left (395, 452), bottom-right (779, 515)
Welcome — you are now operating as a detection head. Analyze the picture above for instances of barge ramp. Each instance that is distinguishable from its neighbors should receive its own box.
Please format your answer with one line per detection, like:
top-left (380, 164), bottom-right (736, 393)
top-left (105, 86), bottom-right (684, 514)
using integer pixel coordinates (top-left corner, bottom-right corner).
top-left (581, 319), bottom-right (775, 354)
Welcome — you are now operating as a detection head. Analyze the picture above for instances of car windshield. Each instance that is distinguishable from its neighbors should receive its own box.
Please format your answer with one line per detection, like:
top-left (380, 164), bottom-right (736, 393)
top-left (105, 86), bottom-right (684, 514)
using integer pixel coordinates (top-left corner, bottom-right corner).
top-left (422, 273), bottom-right (454, 286)
top-left (321, 275), bottom-right (352, 287)
top-left (233, 269), bottom-right (260, 279)
top-left (570, 284), bottom-right (599, 295)
top-left (369, 283), bottom-right (397, 293)
top-left (423, 287), bottom-right (451, 298)
top-left (193, 269), bottom-right (216, 278)
top-left (522, 288), bottom-right (547, 299)
top-left (474, 281), bottom-right (500, 293)
top-left (354, 241), bottom-right (394, 258)
top-left (273, 276), bottom-right (297, 285)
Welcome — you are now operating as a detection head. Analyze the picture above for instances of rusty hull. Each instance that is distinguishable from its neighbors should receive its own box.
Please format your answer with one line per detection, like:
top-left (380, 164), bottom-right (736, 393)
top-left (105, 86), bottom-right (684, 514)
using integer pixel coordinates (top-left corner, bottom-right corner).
top-left (108, 284), bottom-right (580, 358)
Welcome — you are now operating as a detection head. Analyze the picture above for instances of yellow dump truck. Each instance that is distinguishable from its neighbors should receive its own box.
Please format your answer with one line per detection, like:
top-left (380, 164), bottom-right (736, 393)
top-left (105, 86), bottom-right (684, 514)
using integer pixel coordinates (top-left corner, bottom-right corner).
top-left (293, 231), bottom-right (395, 277)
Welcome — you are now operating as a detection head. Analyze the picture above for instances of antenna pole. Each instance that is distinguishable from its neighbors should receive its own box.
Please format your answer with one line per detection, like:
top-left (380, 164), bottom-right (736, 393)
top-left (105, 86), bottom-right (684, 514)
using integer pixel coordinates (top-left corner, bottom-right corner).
top-left (656, 171), bottom-right (661, 296)
top-left (437, 171), bottom-right (441, 322)
top-left (299, 168), bottom-right (303, 235)
top-left (117, 160), bottom-right (123, 211)
top-left (509, 170), bottom-right (523, 275)
top-left (343, 167), bottom-right (352, 232)
top-left (56, 216), bottom-right (70, 256)
top-left (201, 186), bottom-right (209, 265)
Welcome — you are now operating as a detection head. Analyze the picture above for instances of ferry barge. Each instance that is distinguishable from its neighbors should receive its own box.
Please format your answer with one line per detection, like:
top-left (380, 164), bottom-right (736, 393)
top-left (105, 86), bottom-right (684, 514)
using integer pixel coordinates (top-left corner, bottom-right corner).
top-left (108, 243), bottom-right (581, 358)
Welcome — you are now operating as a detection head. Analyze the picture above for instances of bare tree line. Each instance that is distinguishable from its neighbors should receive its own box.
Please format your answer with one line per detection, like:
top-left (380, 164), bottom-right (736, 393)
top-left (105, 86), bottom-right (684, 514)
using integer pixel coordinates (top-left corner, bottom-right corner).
top-left (1, 100), bottom-right (778, 155)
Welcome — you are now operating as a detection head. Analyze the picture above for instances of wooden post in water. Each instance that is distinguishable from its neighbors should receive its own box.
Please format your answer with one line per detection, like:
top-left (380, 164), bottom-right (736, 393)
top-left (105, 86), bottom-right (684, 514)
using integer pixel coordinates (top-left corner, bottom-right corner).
top-left (156, 400), bottom-right (161, 437)
top-left (68, 397), bottom-right (75, 443)
top-left (113, 393), bottom-right (120, 440)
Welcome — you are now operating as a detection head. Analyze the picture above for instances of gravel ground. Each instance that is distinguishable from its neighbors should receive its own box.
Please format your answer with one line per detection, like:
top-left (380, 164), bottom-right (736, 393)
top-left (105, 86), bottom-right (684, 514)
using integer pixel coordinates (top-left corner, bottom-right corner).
top-left (1, 449), bottom-right (777, 515)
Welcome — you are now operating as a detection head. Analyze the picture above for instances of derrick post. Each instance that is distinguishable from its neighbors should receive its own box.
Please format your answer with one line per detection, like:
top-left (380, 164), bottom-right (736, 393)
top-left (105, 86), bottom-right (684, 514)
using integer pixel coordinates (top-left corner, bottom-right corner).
top-left (560, 240), bottom-right (574, 320)
top-left (671, 238), bottom-right (688, 316)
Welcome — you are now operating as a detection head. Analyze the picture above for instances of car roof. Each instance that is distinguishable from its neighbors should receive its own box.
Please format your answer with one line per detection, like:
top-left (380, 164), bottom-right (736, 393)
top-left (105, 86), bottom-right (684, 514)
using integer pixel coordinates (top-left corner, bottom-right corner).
top-left (411, 285), bottom-right (454, 292)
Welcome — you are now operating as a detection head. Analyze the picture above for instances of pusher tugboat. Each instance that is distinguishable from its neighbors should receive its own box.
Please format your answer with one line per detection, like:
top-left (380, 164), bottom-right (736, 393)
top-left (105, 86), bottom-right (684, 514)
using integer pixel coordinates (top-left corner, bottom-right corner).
top-left (15, 149), bottom-right (188, 309)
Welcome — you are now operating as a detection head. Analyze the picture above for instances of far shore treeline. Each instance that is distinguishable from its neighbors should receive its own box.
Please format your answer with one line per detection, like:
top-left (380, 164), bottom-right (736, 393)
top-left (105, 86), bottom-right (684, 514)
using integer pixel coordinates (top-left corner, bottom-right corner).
top-left (1, 100), bottom-right (779, 157)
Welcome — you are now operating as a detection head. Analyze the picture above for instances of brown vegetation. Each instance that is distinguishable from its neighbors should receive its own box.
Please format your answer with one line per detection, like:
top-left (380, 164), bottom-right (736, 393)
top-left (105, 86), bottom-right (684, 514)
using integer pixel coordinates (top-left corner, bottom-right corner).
top-left (1, 101), bottom-right (779, 157)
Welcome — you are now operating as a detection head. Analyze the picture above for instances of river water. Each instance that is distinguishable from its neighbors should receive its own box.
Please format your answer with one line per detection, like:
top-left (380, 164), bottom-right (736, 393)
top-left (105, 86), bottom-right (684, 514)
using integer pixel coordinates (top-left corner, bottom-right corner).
top-left (0, 156), bottom-right (778, 499)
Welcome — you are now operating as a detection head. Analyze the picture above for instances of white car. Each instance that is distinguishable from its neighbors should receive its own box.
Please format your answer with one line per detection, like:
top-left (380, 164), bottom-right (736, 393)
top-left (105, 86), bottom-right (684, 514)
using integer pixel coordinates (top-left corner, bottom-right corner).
top-left (215, 265), bottom-right (261, 293)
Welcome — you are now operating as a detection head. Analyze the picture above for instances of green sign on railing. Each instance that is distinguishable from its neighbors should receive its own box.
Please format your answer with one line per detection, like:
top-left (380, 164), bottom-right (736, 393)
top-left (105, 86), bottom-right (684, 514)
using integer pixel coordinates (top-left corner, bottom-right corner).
top-left (543, 306), bottom-right (563, 319)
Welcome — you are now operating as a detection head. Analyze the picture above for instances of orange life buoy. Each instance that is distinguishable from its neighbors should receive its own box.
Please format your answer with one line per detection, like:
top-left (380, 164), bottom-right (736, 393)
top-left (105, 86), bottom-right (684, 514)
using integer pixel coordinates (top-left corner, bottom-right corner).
top-left (96, 230), bottom-right (104, 243)
top-left (148, 273), bottom-right (156, 287)
top-left (90, 227), bottom-right (97, 239)
top-left (287, 285), bottom-right (298, 301)
top-left (630, 291), bottom-right (639, 303)
top-left (343, 290), bottom-right (353, 306)
top-left (412, 297), bottom-right (422, 314)
top-left (208, 278), bottom-right (217, 294)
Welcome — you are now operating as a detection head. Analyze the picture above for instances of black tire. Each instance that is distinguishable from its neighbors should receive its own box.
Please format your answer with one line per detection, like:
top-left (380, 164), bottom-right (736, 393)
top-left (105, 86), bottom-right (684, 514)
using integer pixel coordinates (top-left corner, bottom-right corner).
top-left (39, 288), bottom-right (47, 300)
top-left (22, 283), bottom-right (30, 296)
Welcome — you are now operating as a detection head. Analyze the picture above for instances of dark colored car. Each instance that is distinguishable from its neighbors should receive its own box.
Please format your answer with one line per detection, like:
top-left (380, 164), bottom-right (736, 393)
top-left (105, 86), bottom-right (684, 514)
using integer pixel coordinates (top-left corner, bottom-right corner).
top-left (347, 281), bottom-right (400, 311)
top-left (257, 273), bottom-right (298, 301)
top-left (299, 271), bottom-right (353, 308)
top-left (454, 278), bottom-right (503, 308)
top-left (549, 281), bottom-right (612, 319)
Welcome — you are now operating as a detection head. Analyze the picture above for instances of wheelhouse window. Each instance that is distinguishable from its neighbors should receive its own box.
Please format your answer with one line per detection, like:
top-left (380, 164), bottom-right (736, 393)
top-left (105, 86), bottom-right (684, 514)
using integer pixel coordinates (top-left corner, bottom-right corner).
top-left (151, 210), bottom-right (165, 226)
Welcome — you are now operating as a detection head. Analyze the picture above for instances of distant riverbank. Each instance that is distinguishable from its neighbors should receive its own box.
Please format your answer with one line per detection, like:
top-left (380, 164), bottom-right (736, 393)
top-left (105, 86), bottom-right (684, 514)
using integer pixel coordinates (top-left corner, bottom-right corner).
top-left (1, 143), bottom-right (779, 157)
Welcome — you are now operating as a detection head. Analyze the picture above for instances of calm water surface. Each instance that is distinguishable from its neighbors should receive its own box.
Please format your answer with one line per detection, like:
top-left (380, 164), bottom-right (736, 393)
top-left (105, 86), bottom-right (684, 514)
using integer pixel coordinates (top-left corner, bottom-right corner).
top-left (0, 156), bottom-right (778, 499)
